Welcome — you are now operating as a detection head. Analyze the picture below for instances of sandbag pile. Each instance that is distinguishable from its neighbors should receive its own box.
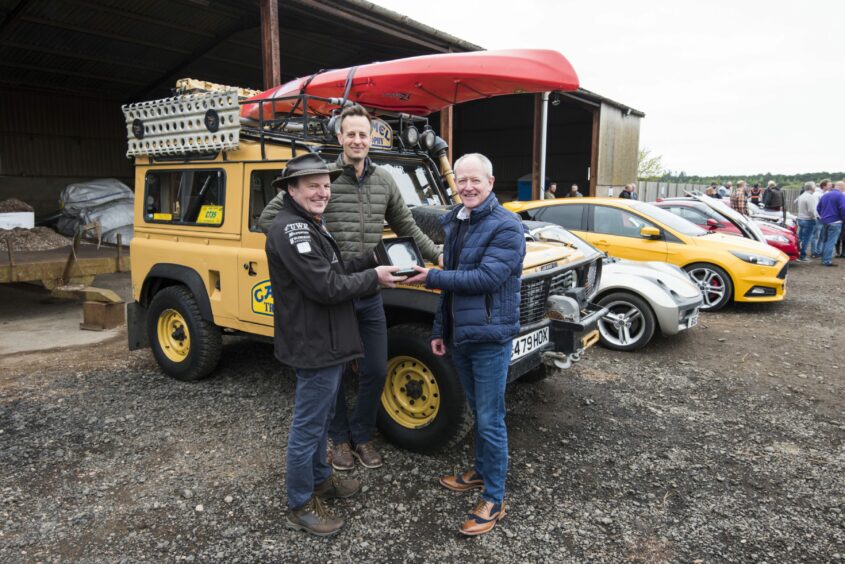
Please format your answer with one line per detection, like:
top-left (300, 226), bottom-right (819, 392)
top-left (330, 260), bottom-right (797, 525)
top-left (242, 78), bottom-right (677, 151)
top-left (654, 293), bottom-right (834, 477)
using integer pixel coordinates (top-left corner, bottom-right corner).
top-left (57, 179), bottom-right (134, 245)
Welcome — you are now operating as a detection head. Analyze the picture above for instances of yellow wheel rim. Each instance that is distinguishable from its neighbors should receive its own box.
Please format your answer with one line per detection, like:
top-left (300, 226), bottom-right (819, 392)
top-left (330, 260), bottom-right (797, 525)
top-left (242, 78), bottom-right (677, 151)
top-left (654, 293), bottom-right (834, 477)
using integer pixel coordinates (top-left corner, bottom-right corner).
top-left (156, 308), bottom-right (191, 363)
top-left (381, 355), bottom-right (441, 429)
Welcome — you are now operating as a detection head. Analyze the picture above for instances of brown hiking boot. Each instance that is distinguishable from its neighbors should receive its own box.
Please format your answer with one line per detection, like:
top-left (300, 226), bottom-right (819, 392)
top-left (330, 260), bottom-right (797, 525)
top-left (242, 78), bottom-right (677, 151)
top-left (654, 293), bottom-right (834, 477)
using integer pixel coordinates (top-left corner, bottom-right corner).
top-left (459, 498), bottom-right (506, 536)
top-left (315, 474), bottom-right (362, 500)
top-left (285, 496), bottom-right (344, 537)
top-left (330, 442), bottom-right (354, 471)
top-left (352, 442), bottom-right (383, 469)
top-left (440, 470), bottom-right (484, 493)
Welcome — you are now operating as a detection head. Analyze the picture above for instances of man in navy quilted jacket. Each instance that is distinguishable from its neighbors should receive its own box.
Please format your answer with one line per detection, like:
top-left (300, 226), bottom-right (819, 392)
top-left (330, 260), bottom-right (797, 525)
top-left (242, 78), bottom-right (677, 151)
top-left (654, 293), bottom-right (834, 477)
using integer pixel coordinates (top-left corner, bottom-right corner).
top-left (405, 153), bottom-right (526, 536)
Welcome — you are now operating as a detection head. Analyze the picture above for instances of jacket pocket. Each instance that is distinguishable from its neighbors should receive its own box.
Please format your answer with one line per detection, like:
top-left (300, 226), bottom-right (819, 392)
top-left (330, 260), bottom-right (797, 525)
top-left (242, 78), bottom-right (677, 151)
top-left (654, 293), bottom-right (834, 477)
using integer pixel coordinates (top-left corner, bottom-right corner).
top-left (485, 294), bottom-right (493, 324)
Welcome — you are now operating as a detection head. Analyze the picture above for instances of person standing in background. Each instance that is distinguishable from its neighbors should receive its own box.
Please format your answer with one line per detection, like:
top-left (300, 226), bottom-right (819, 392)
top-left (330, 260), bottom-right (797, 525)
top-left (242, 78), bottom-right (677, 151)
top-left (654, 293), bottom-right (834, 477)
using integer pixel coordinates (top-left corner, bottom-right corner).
top-left (730, 180), bottom-right (748, 216)
top-left (796, 181), bottom-right (817, 262)
top-left (816, 181), bottom-right (845, 267)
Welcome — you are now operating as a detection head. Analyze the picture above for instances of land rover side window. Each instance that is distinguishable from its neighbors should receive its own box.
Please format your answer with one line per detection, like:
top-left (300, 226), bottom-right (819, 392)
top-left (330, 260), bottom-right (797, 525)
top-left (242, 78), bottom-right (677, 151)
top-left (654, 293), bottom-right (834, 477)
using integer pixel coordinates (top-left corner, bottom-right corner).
top-left (144, 169), bottom-right (225, 226)
top-left (535, 204), bottom-right (585, 230)
top-left (249, 169), bottom-right (280, 231)
top-left (592, 206), bottom-right (658, 238)
top-left (379, 161), bottom-right (445, 206)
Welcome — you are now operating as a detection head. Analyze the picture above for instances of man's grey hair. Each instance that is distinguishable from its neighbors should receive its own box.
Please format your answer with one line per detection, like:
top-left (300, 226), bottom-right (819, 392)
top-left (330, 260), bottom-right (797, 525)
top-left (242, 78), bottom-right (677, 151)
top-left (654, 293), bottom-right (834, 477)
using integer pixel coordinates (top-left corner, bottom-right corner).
top-left (454, 153), bottom-right (493, 177)
top-left (835, 180), bottom-right (845, 191)
top-left (803, 181), bottom-right (816, 192)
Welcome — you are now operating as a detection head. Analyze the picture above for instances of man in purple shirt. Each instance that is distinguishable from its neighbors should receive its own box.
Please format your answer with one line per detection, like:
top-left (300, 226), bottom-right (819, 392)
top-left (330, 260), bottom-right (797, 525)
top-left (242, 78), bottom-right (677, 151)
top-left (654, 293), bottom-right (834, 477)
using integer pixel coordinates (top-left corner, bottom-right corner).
top-left (816, 181), bottom-right (845, 266)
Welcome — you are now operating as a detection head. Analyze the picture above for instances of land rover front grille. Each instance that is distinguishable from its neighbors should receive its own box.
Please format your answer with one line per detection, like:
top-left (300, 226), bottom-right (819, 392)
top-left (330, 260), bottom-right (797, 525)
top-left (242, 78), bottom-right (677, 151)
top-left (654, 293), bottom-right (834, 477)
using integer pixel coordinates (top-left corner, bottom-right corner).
top-left (519, 277), bottom-right (549, 325)
top-left (519, 259), bottom-right (602, 326)
top-left (549, 270), bottom-right (577, 296)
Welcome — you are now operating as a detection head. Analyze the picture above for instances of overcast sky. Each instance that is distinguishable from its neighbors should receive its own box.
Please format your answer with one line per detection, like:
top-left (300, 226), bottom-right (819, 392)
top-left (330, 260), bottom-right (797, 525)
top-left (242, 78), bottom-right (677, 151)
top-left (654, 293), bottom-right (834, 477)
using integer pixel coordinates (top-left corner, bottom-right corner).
top-left (372, 0), bottom-right (844, 176)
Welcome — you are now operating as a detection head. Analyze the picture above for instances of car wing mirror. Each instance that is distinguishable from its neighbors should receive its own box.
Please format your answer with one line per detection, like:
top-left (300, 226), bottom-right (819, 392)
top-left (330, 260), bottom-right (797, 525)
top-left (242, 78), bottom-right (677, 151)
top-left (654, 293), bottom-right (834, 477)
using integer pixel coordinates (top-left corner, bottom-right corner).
top-left (640, 226), bottom-right (661, 239)
top-left (706, 218), bottom-right (720, 229)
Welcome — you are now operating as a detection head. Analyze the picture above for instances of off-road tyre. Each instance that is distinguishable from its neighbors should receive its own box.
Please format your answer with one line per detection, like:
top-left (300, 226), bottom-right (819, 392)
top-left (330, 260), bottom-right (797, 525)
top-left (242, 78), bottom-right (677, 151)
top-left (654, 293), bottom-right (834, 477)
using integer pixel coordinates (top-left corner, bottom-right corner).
top-left (377, 323), bottom-right (473, 452)
top-left (409, 206), bottom-right (450, 245)
top-left (147, 285), bottom-right (222, 381)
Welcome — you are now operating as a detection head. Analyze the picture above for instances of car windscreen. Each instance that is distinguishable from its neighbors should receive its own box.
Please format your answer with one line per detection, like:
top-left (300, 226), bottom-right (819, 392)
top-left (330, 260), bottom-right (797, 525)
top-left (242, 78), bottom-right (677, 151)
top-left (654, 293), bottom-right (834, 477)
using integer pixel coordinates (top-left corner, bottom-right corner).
top-left (630, 201), bottom-right (706, 236)
top-left (374, 158), bottom-right (446, 207)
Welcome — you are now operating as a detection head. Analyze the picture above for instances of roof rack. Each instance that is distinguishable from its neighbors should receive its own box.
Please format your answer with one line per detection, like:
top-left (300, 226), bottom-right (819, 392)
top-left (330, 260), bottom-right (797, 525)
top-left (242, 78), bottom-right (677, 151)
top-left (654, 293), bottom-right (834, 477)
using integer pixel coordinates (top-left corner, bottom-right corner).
top-left (122, 88), bottom-right (240, 158)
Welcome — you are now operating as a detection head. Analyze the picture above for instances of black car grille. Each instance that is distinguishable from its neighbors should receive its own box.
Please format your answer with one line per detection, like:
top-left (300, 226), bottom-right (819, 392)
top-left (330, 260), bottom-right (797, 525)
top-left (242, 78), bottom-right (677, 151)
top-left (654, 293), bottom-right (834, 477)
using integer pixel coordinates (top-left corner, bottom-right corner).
top-left (776, 263), bottom-right (788, 279)
top-left (518, 258), bottom-right (602, 325)
top-left (519, 277), bottom-right (550, 325)
top-left (549, 270), bottom-right (576, 296)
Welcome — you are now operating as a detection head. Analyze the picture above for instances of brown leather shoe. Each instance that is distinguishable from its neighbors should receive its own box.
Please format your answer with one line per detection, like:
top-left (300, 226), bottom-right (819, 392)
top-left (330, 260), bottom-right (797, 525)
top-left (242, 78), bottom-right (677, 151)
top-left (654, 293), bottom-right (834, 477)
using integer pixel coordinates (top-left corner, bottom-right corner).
top-left (459, 499), bottom-right (506, 536)
top-left (330, 442), bottom-right (354, 471)
top-left (352, 442), bottom-right (383, 469)
top-left (440, 470), bottom-right (484, 493)
top-left (315, 474), bottom-right (361, 500)
top-left (285, 496), bottom-right (344, 537)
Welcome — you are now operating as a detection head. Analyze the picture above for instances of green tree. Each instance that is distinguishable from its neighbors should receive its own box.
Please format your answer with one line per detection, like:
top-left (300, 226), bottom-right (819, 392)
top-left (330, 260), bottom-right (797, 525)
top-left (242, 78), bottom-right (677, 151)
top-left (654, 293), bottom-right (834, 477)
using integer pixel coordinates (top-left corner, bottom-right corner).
top-left (638, 148), bottom-right (666, 180)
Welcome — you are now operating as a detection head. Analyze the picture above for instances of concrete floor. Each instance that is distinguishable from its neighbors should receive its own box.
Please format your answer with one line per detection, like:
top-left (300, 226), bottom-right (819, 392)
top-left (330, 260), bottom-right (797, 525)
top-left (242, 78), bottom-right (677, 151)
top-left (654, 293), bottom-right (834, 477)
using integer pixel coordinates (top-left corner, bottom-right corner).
top-left (0, 272), bottom-right (132, 356)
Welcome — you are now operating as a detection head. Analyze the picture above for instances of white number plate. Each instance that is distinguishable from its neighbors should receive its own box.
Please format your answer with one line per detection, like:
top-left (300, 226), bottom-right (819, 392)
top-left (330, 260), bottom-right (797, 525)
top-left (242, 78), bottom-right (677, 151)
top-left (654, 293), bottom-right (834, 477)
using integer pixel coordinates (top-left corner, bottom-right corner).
top-left (511, 327), bottom-right (550, 362)
top-left (687, 309), bottom-right (700, 329)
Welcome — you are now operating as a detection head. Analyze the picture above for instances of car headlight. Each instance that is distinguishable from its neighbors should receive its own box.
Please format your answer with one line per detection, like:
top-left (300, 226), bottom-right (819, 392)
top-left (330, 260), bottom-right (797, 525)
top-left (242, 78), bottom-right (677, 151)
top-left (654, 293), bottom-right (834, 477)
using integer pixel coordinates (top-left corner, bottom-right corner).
top-left (764, 234), bottom-right (789, 244)
top-left (730, 250), bottom-right (777, 266)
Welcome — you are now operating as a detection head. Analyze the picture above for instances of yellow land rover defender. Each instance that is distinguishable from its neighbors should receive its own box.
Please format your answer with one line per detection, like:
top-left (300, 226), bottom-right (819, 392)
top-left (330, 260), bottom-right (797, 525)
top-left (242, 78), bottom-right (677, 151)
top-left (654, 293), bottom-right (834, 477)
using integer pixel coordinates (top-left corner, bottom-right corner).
top-left (124, 80), bottom-right (605, 452)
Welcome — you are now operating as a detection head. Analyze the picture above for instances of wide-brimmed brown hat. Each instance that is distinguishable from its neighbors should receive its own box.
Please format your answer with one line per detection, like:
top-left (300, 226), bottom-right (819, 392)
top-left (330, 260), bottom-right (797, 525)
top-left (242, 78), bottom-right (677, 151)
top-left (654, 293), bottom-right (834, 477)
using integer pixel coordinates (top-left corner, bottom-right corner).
top-left (271, 153), bottom-right (342, 190)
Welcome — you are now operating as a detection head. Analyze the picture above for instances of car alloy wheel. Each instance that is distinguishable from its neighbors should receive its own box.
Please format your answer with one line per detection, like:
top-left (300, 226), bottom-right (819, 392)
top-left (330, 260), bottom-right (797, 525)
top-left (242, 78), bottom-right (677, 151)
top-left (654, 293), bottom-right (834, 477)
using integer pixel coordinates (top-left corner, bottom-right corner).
top-left (596, 292), bottom-right (656, 351)
top-left (684, 263), bottom-right (733, 311)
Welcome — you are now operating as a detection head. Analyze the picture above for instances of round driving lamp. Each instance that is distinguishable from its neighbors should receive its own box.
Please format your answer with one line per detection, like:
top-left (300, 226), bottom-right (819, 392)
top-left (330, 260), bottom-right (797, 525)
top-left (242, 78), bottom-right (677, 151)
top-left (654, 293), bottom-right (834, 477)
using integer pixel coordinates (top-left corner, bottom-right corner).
top-left (401, 125), bottom-right (420, 147)
top-left (419, 126), bottom-right (436, 150)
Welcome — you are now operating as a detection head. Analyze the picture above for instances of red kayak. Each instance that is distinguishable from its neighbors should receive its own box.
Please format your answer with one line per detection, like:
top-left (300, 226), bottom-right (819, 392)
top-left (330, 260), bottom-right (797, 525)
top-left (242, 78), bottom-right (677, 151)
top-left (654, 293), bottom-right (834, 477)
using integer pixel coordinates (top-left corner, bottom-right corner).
top-left (241, 49), bottom-right (579, 120)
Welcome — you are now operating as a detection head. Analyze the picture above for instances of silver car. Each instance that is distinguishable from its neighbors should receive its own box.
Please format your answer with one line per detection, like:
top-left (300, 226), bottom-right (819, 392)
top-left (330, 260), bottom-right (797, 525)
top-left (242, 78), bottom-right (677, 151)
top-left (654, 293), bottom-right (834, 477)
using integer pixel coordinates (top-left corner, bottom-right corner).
top-left (525, 223), bottom-right (703, 352)
top-left (595, 258), bottom-right (703, 351)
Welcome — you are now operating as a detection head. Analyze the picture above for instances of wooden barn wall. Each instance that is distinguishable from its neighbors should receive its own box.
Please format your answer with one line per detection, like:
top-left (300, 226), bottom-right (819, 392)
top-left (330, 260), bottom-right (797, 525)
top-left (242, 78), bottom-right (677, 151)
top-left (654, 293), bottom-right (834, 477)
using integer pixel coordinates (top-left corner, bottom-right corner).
top-left (0, 88), bottom-right (131, 214)
top-left (594, 102), bottom-right (641, 195)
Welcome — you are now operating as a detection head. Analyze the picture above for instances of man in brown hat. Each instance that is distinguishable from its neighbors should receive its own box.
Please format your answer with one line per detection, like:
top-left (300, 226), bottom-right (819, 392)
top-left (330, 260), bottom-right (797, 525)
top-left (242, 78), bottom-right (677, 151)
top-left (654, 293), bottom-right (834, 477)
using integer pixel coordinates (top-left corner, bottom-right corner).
top-left (264, 153), bottom-right (406, 536)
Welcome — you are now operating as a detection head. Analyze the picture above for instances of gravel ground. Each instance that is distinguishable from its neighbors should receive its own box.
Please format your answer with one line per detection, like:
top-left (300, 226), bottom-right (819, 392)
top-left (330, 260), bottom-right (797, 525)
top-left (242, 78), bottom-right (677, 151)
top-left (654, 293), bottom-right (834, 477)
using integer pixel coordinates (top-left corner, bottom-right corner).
top-left (1, 260), bottom-right (843, 562)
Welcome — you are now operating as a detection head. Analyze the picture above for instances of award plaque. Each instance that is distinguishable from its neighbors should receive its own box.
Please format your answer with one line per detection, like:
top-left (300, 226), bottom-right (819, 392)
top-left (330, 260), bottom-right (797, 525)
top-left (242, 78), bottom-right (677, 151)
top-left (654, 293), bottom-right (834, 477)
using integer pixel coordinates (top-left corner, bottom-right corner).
top-left (375, 237), bottom-right (425, 277)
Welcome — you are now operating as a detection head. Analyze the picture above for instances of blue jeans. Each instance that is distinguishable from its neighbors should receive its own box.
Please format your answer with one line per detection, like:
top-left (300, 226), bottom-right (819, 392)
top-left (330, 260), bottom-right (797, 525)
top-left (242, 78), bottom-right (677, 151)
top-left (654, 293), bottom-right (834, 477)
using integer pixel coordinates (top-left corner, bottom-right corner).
top-left (451, 340), bottom-right (512, 504)
top-left (811, 220), bottom-right (823, 256)
top-left (798, 219), bottom-right (816, 260)
top-left (330, 292), bottom-right (387, 445)
top-left (287, 364), bottom-right (343, 509)
top-left (820, 223), bottom-right (843, 265)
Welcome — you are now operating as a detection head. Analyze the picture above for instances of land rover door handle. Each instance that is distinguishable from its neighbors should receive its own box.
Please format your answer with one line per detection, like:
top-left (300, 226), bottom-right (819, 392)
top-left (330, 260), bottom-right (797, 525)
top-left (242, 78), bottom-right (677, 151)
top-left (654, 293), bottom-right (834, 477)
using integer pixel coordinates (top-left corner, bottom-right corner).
top-left (243, 261), bottom-right (257, 276)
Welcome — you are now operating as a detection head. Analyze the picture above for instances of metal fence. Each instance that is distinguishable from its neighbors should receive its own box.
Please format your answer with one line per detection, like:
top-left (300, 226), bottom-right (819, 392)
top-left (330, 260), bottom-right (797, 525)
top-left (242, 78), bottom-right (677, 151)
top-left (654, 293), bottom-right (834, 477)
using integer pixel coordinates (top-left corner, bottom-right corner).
top-left (636, 182), bottom-right (802, 214)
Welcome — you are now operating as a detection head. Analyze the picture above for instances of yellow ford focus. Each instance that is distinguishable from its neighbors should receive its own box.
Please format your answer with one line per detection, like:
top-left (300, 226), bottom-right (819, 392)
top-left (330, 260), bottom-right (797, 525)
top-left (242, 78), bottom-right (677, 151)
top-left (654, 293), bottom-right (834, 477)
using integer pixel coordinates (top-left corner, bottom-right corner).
top-left (505, 198), bottom-right (788, 311)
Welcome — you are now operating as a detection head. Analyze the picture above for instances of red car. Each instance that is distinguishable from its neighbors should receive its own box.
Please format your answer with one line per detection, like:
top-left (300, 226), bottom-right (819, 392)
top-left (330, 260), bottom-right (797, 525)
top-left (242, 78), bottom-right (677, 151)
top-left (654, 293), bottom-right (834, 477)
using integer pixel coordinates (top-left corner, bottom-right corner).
top-left (654, 198), bottom-right (799, 260)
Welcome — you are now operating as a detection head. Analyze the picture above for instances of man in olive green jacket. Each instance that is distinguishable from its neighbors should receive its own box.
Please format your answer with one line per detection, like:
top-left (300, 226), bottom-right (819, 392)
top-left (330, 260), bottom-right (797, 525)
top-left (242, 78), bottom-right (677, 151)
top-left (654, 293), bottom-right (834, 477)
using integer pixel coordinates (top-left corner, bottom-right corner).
top-left (259, 103), bottom-right (441, 470)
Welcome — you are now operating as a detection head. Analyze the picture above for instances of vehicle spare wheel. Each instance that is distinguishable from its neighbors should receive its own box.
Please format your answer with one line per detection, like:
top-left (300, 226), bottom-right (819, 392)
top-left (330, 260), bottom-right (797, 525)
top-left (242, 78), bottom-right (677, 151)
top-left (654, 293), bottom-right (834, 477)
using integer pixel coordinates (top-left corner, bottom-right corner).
top-left (409, 206), bottom-right (450, 245)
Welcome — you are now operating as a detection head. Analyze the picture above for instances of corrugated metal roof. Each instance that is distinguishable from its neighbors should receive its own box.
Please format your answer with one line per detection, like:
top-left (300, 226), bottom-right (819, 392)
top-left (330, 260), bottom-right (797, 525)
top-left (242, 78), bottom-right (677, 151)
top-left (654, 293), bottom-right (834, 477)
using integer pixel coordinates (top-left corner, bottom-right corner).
top-left (0, 0), bottom-right (477, 102)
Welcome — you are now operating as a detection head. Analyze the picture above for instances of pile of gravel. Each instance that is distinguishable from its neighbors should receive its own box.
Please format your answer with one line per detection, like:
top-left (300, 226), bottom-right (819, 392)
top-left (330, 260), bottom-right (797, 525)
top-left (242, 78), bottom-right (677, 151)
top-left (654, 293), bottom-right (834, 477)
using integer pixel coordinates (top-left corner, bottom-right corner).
top-left (0, 198), bottom-right (34, 213)
top-left (0, 227), bottom-right (73, 252)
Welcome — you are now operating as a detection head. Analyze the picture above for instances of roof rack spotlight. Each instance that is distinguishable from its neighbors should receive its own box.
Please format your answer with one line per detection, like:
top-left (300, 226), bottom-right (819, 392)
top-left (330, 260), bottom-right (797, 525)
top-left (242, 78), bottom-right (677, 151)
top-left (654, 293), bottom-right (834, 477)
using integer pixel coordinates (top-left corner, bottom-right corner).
top-left (419, 125), bottom-right (436, 151)
top-left (400, 125), bottom-right (420, 148)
